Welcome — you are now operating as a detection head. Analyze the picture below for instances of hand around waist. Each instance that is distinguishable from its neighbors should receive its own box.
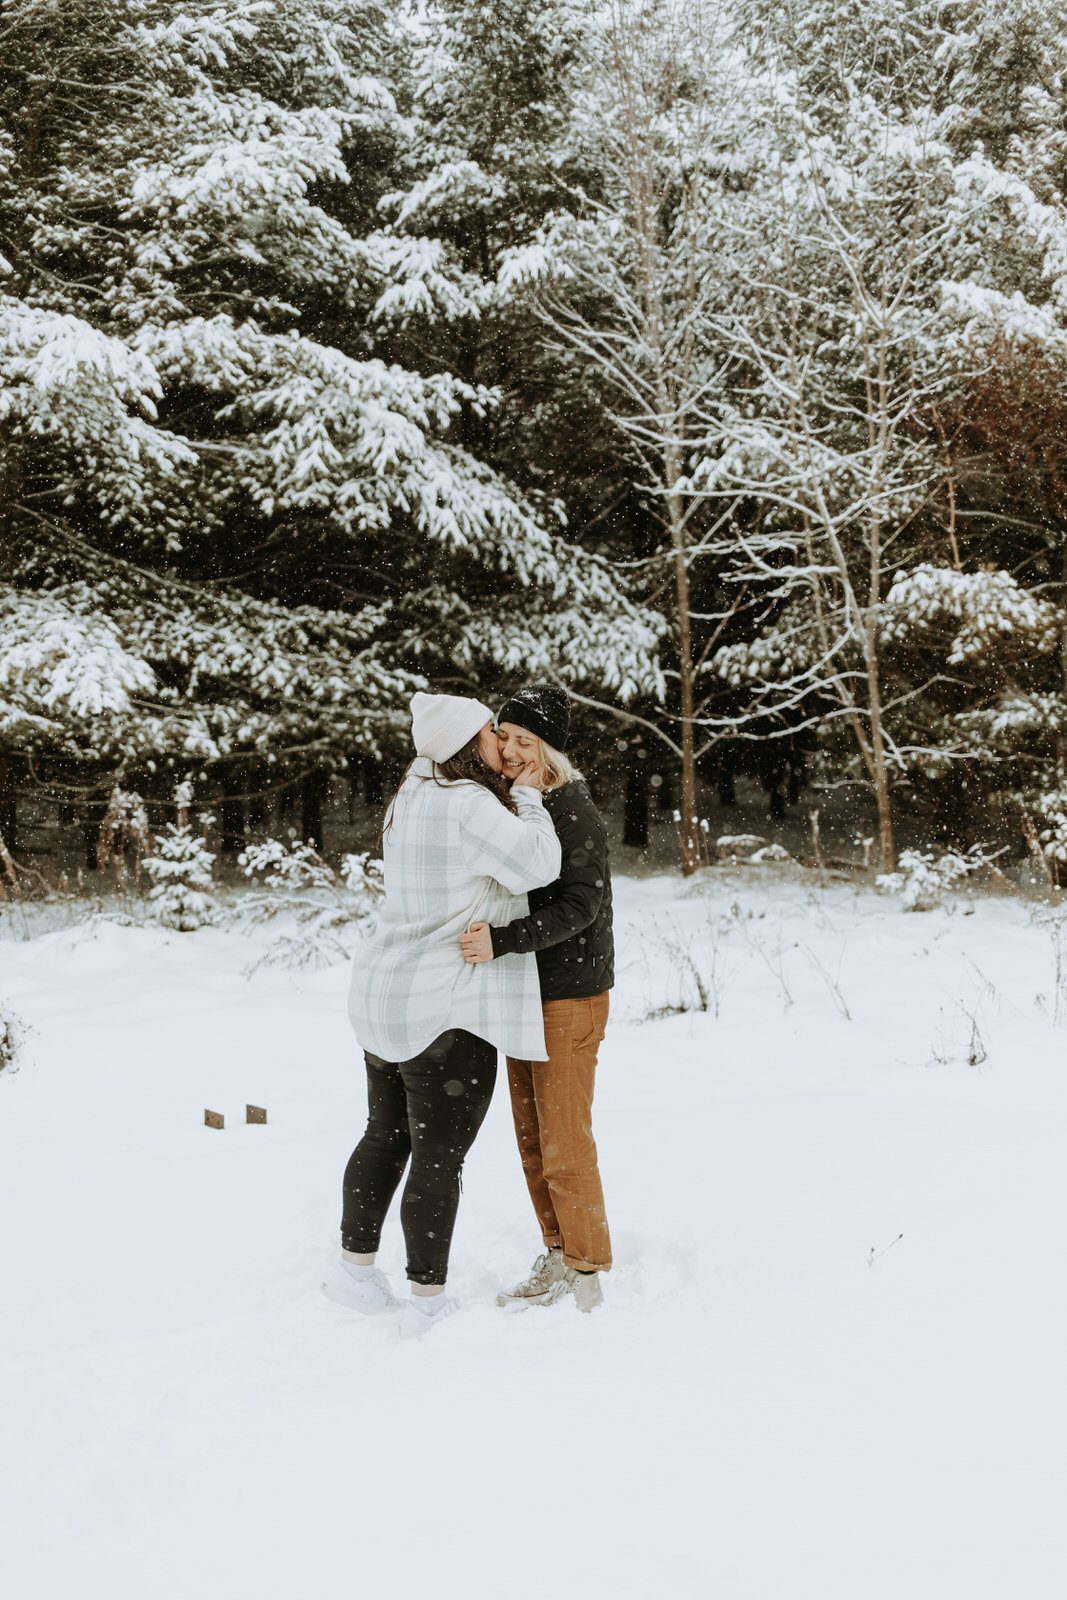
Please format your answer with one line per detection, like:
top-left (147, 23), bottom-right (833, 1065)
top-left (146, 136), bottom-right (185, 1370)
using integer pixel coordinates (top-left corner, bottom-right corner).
top-left (459, 921), bottom-right (494, 963)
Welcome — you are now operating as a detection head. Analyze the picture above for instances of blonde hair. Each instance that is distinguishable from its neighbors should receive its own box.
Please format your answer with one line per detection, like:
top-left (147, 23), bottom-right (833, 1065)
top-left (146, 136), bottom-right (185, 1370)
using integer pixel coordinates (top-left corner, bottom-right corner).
top-left (537, 738), bottom-right (582, 790)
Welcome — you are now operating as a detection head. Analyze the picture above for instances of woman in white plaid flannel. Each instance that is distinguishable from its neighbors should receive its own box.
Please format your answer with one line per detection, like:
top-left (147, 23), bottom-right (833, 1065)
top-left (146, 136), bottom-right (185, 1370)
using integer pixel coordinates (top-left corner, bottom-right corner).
top-left (322, 692), bottom-right (562, 1336)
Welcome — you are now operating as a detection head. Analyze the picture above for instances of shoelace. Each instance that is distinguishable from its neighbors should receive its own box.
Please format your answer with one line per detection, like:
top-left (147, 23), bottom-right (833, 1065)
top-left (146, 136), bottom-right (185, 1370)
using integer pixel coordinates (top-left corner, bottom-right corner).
top-left (525, 1252), bottom-right (552, 1290)
top-left (526, 1251), bottom-right (562, 1292)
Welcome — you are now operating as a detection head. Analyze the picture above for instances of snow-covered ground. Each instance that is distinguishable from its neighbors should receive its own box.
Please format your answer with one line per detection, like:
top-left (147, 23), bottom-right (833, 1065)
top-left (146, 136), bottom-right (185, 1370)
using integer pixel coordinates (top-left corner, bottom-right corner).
top-left (2, 870), bottom-right (1065, 1600)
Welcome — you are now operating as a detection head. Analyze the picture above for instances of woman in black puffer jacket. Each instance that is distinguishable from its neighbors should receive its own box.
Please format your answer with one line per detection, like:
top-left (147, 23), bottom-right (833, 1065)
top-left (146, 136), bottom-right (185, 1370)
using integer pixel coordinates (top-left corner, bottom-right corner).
top-left (459, 685), bottom-right (612, 1313)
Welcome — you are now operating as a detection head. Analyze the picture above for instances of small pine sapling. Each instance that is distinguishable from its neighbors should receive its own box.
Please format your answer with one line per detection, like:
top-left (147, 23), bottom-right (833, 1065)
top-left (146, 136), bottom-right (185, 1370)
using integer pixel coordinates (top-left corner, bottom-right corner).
top-left (876, 845), bottom-right (1008, 911)
top-left (235, 839), bottom-right (384, 970)
top-left (143, 786), bottom-right (216, 931)
top-left (340, 851), bottom-right (387, 920)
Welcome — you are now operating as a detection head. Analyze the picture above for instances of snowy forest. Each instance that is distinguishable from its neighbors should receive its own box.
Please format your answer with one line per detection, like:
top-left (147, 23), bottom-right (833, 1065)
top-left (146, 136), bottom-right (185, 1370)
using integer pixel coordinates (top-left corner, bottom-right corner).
top-left (5, 9), bottom-right (1067, 1597)
top-left (3, 0), bottom-right (1067, 887)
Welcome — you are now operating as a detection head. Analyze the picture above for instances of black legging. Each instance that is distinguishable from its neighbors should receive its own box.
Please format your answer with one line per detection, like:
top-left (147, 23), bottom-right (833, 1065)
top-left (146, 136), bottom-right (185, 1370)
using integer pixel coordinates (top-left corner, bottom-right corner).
top-left (341, 1029), bottom-right (498, 1285)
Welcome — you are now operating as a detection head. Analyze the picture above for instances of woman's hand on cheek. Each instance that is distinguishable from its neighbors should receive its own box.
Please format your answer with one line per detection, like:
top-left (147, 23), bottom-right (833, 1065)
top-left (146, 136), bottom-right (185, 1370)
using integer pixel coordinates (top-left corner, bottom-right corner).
top-left (514, 758), bottom-right (546, 790)
top-left (459, 922), bottom-right (494, 963)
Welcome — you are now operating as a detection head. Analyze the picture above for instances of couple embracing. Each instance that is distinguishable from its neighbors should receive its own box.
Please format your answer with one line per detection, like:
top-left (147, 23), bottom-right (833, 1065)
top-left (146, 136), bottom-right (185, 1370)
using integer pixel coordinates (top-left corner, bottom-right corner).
top-left (321, 685), bottom-right (614, 1338)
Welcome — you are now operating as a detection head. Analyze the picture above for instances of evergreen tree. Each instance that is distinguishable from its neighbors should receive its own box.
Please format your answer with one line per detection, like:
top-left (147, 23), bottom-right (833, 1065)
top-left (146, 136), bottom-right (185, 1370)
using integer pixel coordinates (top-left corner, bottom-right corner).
top-left (0, 0), bottom-right (659, 851)
top-left (7, 0), bottom-right (1067, 871)
top-left (144, 826), bottom-right (217, 930)
top-left (144, 778), bottom-right (217, 929)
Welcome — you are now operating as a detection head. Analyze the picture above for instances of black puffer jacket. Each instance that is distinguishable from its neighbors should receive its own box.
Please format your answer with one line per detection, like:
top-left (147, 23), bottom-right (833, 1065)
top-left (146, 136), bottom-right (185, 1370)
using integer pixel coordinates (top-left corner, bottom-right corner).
top-left (489, 779), bottom-right (613, 1001)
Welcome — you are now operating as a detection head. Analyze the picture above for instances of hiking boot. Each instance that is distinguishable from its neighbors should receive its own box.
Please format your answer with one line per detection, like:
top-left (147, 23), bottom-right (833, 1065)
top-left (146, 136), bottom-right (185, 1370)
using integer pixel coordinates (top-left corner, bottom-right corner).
top-left (540, 1266), bottom-right (604, 1312)
top-left (400, 1295), bottom-right (456, 1340)
top-left (320, 1261), bottom-right (399, 1315)
top-left (496, 1247), bottom-right (566, 1307)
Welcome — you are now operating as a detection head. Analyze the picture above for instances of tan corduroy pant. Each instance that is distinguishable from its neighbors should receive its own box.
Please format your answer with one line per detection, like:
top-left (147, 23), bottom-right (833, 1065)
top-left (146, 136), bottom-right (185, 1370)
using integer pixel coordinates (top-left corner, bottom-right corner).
top-left (506, 993), bottom-right (612, 1273)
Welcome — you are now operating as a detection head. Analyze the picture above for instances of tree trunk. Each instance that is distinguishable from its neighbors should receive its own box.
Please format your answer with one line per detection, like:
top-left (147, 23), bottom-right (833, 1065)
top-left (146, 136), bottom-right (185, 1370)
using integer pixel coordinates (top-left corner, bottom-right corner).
top-left (672, 611), bottom-right (699, 872)
top-left (1, 416), bottom-right (23, 859)
top-left (0, 755), bottom-right (16, 858)
top-left (301, 769), bottom-right (329, 850)
top-left (864, 485), bottom-right (895, 871)
top-left (668, 479), bottom-right (699, 874)
top-left (219, 768), bottom-right (248, 853)
top-left (363, 755), bottom-right (384, 808)
top-left (1061, 537), bottom-right (1067, 782)
top-left (862, 621), bottom-right (895, 871)
top-left (623, 766), bottom-right (649, 848)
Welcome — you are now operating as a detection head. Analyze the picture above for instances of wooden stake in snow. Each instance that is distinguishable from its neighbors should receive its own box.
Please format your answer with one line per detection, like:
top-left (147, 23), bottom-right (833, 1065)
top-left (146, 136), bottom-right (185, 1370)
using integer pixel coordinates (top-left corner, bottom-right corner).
top-left (246, 1105), bottom-right (266, 1124)
top-left (204, 1109), bottom-right (224, 1130)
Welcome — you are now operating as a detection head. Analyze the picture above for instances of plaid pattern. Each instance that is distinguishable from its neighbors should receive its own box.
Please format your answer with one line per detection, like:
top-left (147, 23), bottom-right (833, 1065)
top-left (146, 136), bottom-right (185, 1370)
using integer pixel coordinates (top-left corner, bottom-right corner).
top-left (348, 759), bottom-right (562, 1062)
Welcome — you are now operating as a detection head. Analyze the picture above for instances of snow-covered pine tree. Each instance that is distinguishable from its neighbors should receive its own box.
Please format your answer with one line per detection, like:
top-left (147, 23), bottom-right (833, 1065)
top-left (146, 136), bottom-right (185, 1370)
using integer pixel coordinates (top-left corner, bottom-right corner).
top-left (437, 0), bottom-right (742, 870)
top-left (0, 0), bottom-right (661, 851)
top-left (233, 836), bottom-right (383, 967)
top-left (350, 0), bottom-right (673, 750)
top-left (143, 783), bottom-right (217, 930)
top-left (8, 0), bottom-right (1066, 868)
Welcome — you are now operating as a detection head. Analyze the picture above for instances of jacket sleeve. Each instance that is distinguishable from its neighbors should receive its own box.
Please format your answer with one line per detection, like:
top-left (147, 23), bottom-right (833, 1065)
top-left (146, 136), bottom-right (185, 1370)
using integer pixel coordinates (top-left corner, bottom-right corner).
top-left (489, 793), bottom-right (607, 957)
top-left (458, 782), bottom-right (562, 894)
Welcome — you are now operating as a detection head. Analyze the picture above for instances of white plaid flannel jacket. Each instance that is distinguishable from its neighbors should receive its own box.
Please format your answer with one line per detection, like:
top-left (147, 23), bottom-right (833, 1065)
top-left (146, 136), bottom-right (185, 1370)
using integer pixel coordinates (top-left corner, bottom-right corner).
top-left (348, 759), bottom-right (562, 1062)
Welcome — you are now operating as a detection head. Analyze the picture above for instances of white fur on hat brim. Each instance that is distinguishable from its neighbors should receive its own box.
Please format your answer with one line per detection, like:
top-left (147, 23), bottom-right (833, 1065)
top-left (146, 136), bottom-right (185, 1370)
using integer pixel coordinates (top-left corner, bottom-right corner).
top-left (409, 691), bottom-right (494, 763)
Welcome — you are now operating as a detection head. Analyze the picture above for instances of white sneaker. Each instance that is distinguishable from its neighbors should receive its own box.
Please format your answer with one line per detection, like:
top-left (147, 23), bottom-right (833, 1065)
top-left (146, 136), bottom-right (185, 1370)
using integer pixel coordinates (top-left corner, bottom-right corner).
top-left (496, 1248), bottom-right (567, 1307)
top-left (400, 1295), bottom-right (456, 1340)
top-left (320, 1261), bottom-right (399, 1315)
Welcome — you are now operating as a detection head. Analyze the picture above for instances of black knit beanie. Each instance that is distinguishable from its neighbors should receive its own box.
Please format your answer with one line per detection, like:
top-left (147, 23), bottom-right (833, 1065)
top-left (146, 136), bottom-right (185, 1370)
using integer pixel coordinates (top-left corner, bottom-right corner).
top-left (496, 684), bottom-right (571, 751)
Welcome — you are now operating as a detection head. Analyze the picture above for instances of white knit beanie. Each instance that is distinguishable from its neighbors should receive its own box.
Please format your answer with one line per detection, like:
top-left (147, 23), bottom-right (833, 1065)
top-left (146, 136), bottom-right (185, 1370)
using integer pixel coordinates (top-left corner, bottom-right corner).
top-left (409, 691), bottom-right (493, 763)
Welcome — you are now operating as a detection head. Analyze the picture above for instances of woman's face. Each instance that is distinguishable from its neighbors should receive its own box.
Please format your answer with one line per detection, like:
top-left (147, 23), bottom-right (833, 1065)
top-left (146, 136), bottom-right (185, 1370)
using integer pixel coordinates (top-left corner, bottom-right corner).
top-left (478, 720), bottom-right (504, 773)
top-left (497, 721), bottom-right (540, 783)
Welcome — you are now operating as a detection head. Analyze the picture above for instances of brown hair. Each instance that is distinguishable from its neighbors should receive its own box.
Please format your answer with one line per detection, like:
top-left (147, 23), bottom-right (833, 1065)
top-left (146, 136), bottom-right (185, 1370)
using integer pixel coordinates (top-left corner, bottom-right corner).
top-left (382, 730), bottom-right (517, 838)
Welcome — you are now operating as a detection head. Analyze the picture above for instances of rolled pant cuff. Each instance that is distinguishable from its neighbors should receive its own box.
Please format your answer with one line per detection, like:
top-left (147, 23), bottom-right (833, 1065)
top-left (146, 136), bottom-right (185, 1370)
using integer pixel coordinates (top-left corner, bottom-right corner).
top-left (407, 1269), bottom-right (446, 1287)
top-left (562, 1252), bottom-right (611, 1273)
top-left (341, 1235), bottom-right (381, 1254)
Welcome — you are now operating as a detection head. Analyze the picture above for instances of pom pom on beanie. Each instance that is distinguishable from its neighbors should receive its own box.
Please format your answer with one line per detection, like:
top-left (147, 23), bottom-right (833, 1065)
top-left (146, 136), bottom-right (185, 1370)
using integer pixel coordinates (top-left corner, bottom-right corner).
top-left (410, 692), bottom-right (493, 763)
